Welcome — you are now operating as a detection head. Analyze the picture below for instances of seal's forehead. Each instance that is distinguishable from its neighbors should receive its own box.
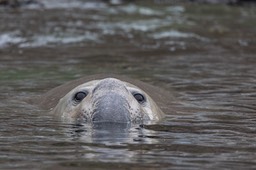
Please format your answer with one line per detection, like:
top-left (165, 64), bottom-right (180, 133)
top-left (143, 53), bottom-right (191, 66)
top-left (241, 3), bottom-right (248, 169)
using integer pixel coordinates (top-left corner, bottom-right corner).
top-left (72, 78), bottom-right (142, 92)
top-left (73, 80), bottom-right (99, 91)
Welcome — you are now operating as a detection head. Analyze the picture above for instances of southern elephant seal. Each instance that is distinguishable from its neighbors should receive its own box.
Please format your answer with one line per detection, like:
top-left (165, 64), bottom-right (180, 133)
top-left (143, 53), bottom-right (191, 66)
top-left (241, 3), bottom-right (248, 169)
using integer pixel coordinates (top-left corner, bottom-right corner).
top-left (38, 75), bottom-right (173, 124)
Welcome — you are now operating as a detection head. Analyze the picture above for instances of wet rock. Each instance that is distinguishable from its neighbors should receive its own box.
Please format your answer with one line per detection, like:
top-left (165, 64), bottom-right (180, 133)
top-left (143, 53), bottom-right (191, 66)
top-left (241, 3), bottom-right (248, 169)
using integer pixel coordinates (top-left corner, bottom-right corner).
top-left (189, 0), bottom-right (256, 4)
top-left (190, 0), bottom-right (237, 4)
top-left (0, 0), bottom-right (18, 7)
top-left (0, 0), bottom-right (40, 8)
top-left (102, 0), bottom-right (134, 5)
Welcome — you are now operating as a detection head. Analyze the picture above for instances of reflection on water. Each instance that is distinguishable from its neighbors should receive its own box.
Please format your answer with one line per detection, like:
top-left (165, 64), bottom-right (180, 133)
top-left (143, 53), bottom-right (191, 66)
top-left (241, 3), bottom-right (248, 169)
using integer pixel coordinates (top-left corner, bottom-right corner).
top-left (67, 123), bottom-right (161, 145)
top-left (0, 0), bottom-right (256, 169)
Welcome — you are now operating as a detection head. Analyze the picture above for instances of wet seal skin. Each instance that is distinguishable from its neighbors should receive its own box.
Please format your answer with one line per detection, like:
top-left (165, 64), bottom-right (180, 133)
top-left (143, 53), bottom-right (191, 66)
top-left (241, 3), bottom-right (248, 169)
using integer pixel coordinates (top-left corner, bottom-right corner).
top-left (37, 75), bottom-right (174, 124)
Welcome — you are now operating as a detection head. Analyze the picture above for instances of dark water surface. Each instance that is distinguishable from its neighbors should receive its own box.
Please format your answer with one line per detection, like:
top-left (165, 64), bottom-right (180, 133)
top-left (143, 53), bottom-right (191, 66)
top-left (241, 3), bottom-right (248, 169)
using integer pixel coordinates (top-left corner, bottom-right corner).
top-left (1, 0), bottom-right (256, 169)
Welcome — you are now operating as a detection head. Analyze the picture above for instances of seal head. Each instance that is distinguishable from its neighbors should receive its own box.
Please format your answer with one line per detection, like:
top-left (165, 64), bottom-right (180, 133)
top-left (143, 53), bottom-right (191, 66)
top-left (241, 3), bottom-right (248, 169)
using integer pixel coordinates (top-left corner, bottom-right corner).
top-left (51, 78), bottom-right (164, 123)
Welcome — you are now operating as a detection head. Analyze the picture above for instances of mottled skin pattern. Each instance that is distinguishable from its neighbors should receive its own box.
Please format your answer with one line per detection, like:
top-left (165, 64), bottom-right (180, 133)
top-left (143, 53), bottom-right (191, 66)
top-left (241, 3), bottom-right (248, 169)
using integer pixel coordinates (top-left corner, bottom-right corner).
top-left (37, 75), bottom-right (173, 124)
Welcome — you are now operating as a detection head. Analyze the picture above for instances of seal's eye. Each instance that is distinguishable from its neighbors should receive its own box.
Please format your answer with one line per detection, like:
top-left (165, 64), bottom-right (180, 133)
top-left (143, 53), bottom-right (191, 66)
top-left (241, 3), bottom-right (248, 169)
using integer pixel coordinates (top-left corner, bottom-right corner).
top-left (74, 91), bottom-right (87, 102)
top-left (133, 93), bottom-right (145, 104)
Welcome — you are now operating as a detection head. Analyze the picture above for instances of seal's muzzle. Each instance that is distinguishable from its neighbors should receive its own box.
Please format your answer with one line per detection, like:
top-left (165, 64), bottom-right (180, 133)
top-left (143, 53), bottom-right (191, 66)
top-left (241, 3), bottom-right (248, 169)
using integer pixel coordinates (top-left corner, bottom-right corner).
top-left (91, 78), bottom-right (132, 123)
top-left (92, 93), bottom-right (131, 123)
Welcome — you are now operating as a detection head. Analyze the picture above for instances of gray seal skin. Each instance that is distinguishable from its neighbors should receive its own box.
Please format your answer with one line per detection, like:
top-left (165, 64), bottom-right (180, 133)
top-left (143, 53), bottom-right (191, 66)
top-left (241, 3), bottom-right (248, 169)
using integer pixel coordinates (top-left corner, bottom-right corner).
top-left (38, 75), bottom-right (173, 124)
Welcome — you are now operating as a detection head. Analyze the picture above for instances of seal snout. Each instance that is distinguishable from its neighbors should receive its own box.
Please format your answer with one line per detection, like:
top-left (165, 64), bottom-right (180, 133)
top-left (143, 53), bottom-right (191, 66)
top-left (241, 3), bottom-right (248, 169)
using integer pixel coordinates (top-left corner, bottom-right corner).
top-left (91, 78), bottom-right (131, 123)
top-left (92, 93), bottom-right (131, 123)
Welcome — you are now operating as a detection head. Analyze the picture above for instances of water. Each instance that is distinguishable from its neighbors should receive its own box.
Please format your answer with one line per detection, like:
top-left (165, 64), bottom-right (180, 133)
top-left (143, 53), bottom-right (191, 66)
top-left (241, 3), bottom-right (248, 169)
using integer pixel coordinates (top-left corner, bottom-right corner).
top-left (1, 0), bottom-right (256, 169)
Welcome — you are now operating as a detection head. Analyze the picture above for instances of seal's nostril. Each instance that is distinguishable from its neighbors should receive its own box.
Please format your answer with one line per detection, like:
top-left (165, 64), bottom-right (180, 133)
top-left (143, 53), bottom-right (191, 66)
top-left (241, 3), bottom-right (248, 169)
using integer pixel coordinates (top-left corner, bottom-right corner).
top-left (92, 114), bottom-right (102, 122)
top-left (92, 93), bottom-right (131, 123)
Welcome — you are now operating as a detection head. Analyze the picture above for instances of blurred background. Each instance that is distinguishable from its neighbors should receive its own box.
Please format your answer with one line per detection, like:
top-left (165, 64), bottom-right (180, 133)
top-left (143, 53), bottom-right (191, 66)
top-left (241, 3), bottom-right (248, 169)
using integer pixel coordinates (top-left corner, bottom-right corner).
top-left (0, 0), bottom-right (256, 169)
top-left (0, 0), bottom-right (255, 85)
